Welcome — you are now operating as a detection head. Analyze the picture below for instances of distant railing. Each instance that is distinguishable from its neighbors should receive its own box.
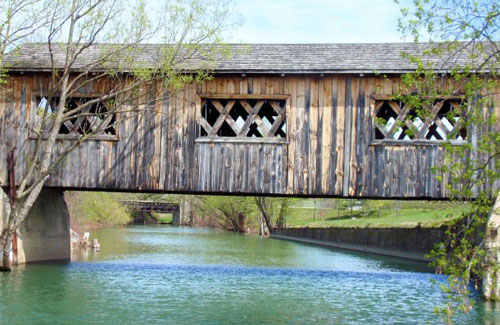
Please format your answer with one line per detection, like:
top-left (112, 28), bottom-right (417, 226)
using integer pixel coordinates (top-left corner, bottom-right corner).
top-left (120, 200), bottom-right (180, 213)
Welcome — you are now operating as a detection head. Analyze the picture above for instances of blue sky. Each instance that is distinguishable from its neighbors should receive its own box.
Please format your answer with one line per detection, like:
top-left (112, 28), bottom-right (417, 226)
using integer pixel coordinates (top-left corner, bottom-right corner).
top-left (229, 0), bottom-right (406, 43)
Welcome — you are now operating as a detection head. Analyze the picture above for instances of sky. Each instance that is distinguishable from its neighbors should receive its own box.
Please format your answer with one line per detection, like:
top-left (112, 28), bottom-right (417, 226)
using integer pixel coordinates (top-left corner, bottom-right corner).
top-left (229, 0), bottom-right (406, 43)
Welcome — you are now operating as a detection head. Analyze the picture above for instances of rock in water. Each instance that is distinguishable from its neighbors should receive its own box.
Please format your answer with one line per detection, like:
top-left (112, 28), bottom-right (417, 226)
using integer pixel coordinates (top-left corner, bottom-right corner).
top-left (91, 239), bottom-right (101, 251)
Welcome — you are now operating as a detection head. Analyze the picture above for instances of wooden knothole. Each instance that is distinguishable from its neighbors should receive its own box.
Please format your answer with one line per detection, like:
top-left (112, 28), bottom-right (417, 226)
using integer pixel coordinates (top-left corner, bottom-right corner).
top-left (374, 99), bottom-right (467, 142)
top-left (199, 97), bottom-right (286, 138)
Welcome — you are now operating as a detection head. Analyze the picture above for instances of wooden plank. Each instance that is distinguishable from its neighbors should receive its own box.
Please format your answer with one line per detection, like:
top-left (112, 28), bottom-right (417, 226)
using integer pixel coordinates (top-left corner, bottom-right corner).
top-left (159, 86), bottom-right (169, 190)
top-left (334, 77), bottom-right (345, 195)
top-left (195, 137), bottom-right (287, 144)
top-left (362, 77), bottom-right (376, 195)
top-left (188, 85), bottom-right (198, 190)
top-left (239, 77), bottom-right (248, 95)
top-left (208, 99), bottom-right (236, 136)
top-left (309, 77), bottom-right (319, 193)
top-left (285, 77), bottom-right (296, 194)
top-left (16, 77), bottom-right (26, 182)
top-left (266, 111), bottom-right (286, 137)
top-left (355, 77), bottom-right (366, 196)
top-left (266, 100), bottom-right (286, 137)
top-left (370, 139), bottom-right (467, 146)
top-left (238, 100), bottom-right (264, 136)
top-left (348, 78), bottom-right (360, 196)
top-left (296, 77), bottom-right (306, 193)
top-left (373, 94), bottom-right (466, 100)
top-left (342, 77), bottom-right (353, 196)
top-left (269, 100), bottom-right (284, 115)
top-left (416, 102), bottom-right (444, 139)
top-left (321, 77), bottom-right (332, 193)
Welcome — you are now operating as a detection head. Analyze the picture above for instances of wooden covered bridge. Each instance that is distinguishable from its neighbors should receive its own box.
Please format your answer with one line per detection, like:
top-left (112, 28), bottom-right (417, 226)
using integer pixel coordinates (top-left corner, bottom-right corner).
top-left (1, 42), bottom-right (499, 264)
top-left (2, 43), bottom-right (497, 200)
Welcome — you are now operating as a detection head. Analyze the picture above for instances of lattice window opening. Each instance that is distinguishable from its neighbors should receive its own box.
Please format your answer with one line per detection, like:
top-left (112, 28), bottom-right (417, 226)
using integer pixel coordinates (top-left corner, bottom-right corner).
top-left (34, 96), bottom-right (117, 137)
top-left (33, 97), bottom-right (58, 130)
top-left (374, 99), bottom-right (467, 141)
top-left (200, 98), bottom-right (287, 138)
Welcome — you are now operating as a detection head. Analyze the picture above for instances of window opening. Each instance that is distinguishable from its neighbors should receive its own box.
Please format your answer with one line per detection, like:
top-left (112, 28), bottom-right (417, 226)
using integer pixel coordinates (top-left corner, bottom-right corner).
top-left (35, 96), bottom-right (117, 137)
top-left (374, 98), bottom-right (466, 142)
top-left (200, 98), bottom-right (286, 138)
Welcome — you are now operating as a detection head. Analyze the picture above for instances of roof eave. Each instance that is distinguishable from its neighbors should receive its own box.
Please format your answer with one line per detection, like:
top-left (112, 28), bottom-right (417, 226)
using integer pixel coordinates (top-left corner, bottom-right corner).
top-left (5, 66), bottom-right (421, 75)
top-left (6, 66), bottom-right (489, 75)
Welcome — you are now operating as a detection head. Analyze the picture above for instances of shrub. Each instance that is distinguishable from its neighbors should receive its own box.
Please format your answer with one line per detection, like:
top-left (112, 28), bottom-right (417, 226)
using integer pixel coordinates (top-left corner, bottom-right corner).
top-left (66, 191), bottom-right (132, 232)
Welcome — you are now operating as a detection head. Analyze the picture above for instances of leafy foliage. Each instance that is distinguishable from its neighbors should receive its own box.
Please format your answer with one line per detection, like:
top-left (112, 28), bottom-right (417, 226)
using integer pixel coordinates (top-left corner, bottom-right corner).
top-left (254, 197), bottom-right (296, 234)
top-left (0, 0), bottom-right (234, 270)
top-left (396, 0), bottom-right (500, 322)
top-left (189, 196), bottom-right (296, 234)
top-left (193, 196), bottom-right (255, 233)
top-left (66, 192), bottom-right (131, 232)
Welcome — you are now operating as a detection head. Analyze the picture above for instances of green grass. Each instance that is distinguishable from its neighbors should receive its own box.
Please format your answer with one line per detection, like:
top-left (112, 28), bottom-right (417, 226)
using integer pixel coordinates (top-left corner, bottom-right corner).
top-left (152, 212), bottom-right (173, 224)
top-left (284, 201), bottom-right (470, 228)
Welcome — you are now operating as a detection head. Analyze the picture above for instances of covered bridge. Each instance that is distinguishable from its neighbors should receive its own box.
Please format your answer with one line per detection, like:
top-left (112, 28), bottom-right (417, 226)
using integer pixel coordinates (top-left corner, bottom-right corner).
top-left (1, 43), bottom-right (499, 199)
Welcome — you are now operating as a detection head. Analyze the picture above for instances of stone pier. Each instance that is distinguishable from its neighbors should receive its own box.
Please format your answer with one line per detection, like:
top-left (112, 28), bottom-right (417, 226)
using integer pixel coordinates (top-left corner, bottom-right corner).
top-left (0, 188), bottom-right (70, 264)
top-left (173, 197), bottom-right (193, 226)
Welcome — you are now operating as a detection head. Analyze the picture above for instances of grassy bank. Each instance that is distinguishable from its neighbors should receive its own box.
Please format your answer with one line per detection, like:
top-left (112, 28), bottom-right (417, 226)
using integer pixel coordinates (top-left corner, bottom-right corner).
top-left (284, 200), bottom-right (469, 228)
top-left (152, 212), bottom-right (174, 224)
top-left (65, 192), bottom-right (470, 233)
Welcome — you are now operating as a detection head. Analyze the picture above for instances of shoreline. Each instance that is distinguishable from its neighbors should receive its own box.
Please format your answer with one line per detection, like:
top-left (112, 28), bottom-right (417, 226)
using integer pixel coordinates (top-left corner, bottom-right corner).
top-left (271, 226), bottom-right (447, 262)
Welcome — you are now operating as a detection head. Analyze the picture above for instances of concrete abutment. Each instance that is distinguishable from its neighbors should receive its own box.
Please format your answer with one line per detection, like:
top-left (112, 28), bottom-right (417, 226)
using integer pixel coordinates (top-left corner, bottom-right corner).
top-left (0, 188), bottom-right (70, 264)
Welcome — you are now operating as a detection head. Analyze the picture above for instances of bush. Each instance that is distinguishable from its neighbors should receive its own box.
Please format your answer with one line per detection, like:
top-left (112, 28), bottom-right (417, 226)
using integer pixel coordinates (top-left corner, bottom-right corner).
top-left (66, 191), bottom-right (132, 232)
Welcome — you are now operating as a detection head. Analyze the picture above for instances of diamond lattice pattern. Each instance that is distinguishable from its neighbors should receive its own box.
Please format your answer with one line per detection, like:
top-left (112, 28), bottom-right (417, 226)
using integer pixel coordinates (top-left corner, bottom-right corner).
top-left (200, 99), bottom-right (286, 138)
top-left (374, 99), bottom-right (466, 141)
top-left (35, 96), bottom-right (116, 136)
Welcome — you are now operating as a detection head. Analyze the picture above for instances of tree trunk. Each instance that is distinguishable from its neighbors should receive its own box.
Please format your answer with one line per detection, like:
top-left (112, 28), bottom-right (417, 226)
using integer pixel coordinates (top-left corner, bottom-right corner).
top-left (483, 193), bottom-right (500, 301)
top-left (255, 198), bottom-right (273, 235)
top-left (0, 207), bottom-right (17, 271)
top-left (262, 212), bottom-right (273, 235)
top-left (0, 72), bottom-right (66, 270)
top-left (0, 180), bottom-right (46, 270)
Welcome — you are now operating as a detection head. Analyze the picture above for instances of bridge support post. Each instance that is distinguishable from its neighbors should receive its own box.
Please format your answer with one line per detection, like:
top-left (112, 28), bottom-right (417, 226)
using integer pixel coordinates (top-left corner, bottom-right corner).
top-left (172, 211), bottom-right (181, 225)
top-left (0, 188), bottom-right (70, 265)
top-left (172, 197), bottom-right (193, 226)
top-left (483, 194), bottom-right (500, 300)
top-left (180, 197), bottom-right (193, 225)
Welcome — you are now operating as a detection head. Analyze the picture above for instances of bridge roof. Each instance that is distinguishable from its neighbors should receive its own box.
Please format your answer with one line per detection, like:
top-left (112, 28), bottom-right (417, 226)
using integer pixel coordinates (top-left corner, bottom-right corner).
top-left (4, 42), bottom-right (495, 74)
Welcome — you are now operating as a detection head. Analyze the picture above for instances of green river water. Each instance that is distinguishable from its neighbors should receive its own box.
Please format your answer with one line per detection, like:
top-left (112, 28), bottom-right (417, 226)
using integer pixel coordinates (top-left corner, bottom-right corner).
top-left (0, 226), bottom-right (499, 324)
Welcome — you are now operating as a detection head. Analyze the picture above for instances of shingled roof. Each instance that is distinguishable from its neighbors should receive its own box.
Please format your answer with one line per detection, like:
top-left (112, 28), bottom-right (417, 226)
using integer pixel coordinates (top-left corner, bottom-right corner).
top-left (3, 42), bottom-right (491, 74)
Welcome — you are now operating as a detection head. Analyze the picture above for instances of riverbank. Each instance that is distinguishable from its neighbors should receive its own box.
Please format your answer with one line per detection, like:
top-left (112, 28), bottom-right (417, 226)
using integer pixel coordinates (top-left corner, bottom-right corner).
top-left (65, 192), bottom-right (132, 234)
top-left (272, 226), bottom-right (447, 261)
top-left (284, 200), bottom-right (468, 228)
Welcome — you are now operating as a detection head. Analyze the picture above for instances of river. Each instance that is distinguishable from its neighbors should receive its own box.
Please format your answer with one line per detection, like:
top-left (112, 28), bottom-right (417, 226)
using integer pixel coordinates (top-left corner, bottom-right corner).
top-left (0, 226), bottom-right (498, 324)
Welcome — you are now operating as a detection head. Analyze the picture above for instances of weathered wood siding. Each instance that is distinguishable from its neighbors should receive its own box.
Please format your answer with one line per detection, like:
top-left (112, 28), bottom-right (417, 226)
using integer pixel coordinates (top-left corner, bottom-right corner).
top-left (196, 142), bottom-right (286, 194)
top-left (1, 74), bottom-right (498, 198)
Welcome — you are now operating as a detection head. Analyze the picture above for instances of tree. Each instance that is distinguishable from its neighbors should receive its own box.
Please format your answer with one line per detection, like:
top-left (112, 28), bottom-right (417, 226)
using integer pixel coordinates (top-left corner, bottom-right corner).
top-left (192, 196), bottom-right (254, 233)
top-left (0, 0), bottom-right (52, 84)
top-left (0, 0), bottom-right (232, 270)
top-left (396, 0), bottom-right (499, 322)
top-left (254, 197), bottom-right (294, 235)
